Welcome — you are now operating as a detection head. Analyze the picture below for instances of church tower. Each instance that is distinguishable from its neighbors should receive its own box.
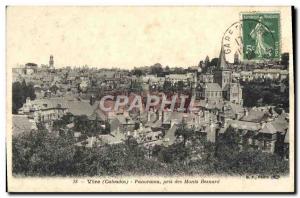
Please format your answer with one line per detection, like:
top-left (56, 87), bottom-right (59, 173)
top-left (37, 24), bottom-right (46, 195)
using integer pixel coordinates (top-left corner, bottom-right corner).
top-left (234, 51), bottom-right (240, 65)
top-left (49, 55), bottom-right (54, 68)
top-left (214, 47), bottom-right (232, 90)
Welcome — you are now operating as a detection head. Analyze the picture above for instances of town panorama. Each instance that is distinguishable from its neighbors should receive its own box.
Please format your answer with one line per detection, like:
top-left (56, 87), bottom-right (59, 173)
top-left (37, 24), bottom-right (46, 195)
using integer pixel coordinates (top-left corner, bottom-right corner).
top-left (12, 48), bottom-right (290, 177)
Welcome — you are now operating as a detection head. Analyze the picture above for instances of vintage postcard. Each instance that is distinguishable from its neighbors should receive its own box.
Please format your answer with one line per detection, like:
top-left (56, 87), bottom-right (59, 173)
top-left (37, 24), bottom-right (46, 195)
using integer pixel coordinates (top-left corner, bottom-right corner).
top-left (6, 6), bottom-right (294, 193)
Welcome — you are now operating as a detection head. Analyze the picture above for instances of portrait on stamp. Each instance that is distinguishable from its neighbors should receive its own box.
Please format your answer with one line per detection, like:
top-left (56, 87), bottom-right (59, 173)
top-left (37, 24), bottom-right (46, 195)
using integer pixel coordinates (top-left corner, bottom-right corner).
top-left (242, 13), bottom-right (280, 60)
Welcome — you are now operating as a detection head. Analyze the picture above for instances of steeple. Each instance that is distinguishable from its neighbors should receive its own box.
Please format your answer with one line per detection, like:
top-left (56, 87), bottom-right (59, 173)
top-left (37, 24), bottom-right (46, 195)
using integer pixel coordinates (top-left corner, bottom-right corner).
top-left (49, 55), bottom-right (54, 68)
top-left (217, 46), bottom-right (228, 70)
top-left (214, 46), bottom-right (232, 90)
top-left (234, 51), bottom-right (240, 65)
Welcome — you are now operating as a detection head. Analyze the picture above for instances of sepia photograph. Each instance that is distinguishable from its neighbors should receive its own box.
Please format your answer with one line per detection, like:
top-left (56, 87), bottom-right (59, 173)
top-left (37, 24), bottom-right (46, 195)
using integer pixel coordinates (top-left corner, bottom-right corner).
top-left (5, 5), bottom-right (295, 193)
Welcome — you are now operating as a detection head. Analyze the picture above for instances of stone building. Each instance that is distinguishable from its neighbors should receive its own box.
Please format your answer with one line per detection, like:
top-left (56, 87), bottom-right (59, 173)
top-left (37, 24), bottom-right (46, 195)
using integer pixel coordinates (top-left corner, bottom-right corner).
top-left (196, 47), bottom-right (243, 105)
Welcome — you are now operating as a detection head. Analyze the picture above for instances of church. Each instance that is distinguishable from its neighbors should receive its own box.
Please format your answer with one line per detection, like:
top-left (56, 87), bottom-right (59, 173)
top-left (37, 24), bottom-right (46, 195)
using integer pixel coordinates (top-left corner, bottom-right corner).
top-left (196, 47), bottom-right (243, 105)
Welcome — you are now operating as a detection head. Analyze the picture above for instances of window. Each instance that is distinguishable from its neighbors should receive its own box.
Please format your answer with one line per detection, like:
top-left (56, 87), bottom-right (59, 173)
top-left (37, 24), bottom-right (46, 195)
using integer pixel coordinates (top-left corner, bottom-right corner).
top-left (248, 138), bottom-right (253, 145)
top-left (263, 141), bottom-right (272, 151)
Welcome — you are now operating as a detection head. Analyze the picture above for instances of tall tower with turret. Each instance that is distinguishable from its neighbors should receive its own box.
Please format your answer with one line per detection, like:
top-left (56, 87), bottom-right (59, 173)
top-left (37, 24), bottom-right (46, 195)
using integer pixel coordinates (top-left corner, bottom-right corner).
top-left (49, 55), bottom-right (54, 68)
top-left (234, 51), bottom-right (240, 65)
top-left (214, 47), bottom-right (232, 90)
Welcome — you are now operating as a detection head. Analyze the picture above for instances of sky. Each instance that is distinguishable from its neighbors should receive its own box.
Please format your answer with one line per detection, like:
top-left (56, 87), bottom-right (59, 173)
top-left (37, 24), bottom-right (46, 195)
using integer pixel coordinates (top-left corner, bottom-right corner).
top-left (6, 6), bottom-right (292, 69)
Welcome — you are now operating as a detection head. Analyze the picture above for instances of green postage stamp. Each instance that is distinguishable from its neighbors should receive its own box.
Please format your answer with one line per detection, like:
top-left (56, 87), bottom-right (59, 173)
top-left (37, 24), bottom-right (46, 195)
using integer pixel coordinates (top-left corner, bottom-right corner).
top-left (242, 12), bottom-right (280, 60)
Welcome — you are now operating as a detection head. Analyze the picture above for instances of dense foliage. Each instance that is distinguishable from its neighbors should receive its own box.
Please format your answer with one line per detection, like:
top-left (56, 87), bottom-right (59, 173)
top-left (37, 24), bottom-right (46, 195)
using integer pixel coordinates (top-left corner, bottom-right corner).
top-left (12, 124), bottom-right (289, 177)
top-left (241, 78), bottom-right (289, 112)
top-left (12, 80), bottom-right (36, 114)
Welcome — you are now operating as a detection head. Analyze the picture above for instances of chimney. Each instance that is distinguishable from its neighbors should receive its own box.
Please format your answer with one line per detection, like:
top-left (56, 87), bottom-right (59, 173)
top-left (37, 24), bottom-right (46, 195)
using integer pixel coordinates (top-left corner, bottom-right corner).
top-left (133, 130), bottom-right (138, 137)
top-left (170, 119), bottom-right (174, 127)
top-left (90, 136), bottom-right (95, 147)
top-left (26, 97), bottom-right (31, 104)
top-left (204, 110), bottom-right (209, 122)
top-left (197, 111), bottom-right (201, 124)
top-left (182, 114), bottom-right (188, 123)
top-left (224, 118), bottom-right (228, 127)
top-left (147, 111), bottom-right (151, 122)
top-left (235, 113), bottom-right (239, 120)
top-left (244, 108), bottom-right (248, 116)
top-left (157, 110), bottom-right (162, 121)
top-left (260, 122), bottom-right (266, 129)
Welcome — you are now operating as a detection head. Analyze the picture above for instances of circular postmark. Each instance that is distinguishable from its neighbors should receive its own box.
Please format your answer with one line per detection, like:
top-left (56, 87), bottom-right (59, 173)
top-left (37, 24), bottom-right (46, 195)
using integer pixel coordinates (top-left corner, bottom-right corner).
top-left (221, 18), bottom-right (277, 63)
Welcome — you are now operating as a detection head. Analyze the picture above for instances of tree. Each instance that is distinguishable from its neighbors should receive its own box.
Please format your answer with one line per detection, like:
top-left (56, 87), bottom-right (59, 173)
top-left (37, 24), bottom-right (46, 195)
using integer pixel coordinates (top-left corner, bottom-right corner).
top-left (130, 80), bottom-right (143, 93)
top-left (163, 80), bottom-right (173, 92)
top-left (205, 56), bottom-right (210, 67)
top-left (215, 126), bottom-right (242, 173)
top-left (132, 68), bottom-right (144, 77)
top-left (175, 122), bottom-right (196, 146)
top-left (262, 91), bottom-right (273, 104)
top-left (210, 58), bottom-right (219, 67)
top-left (165, 65), bottom-right (170, 74)
top-left (12, 80), bottom-right (36, 114)
top-left (176, 81), bottom-right (185, 92)
top-left (150, 63), bottom-right (163, 75)
top-left (281, 53), bottom-right (289, 68)
top-left (12, 82), bottom-right (24, 114)
top-left (12, 126), bottom-right (76, 176)
top-left (50, 84), bottom-right (59, 94)
top-left (52, 113), bottom-right (73, 131)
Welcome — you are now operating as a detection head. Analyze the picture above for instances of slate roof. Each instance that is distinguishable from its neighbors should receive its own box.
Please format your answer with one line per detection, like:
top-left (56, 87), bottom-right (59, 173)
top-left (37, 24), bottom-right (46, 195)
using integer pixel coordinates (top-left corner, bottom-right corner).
top-left (204, 83), bottom-right (222, 92)
top-left (164, 124), bottom-right (178, 146)
top-left (217, 46), bottom-right (228, 69)
top-left (163, 112), bottom-right (184, 123)
top-left (259, 123), bottom-right (277, 134)
top-left (229, 120), bottom-right (261, 131)
top-left (241, 109), bottom-right (269, 123)
top-left (12, 115), bottom-right (36, 136)
top-left (23, 98), bottom-right (95, 117)
top-left (98, 133), bottom-right (125, 145)
top-left (223, 83), bottom-right (240, 92)
top-left (67, 101), bottom-right (95, 116)
top-left (270, 116), bottom-right (289, 133)
top-left (228, 103), bottom-right (244, 114)
top-left (284, 131), bottom-right (289, 144)
top-left (253, 69), bottom-right (289, 74)
top-left (196, 99), bottom-right (224, 110)
top-left (114, 114), bottom-right (135, 125)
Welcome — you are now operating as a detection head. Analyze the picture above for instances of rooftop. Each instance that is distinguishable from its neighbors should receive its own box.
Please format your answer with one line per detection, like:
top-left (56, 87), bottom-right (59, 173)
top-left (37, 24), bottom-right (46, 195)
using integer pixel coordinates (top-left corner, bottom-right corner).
top-left (12, 115), bottom-right (37, 136)
top-left (241, 109), bottom-right (269, 123)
